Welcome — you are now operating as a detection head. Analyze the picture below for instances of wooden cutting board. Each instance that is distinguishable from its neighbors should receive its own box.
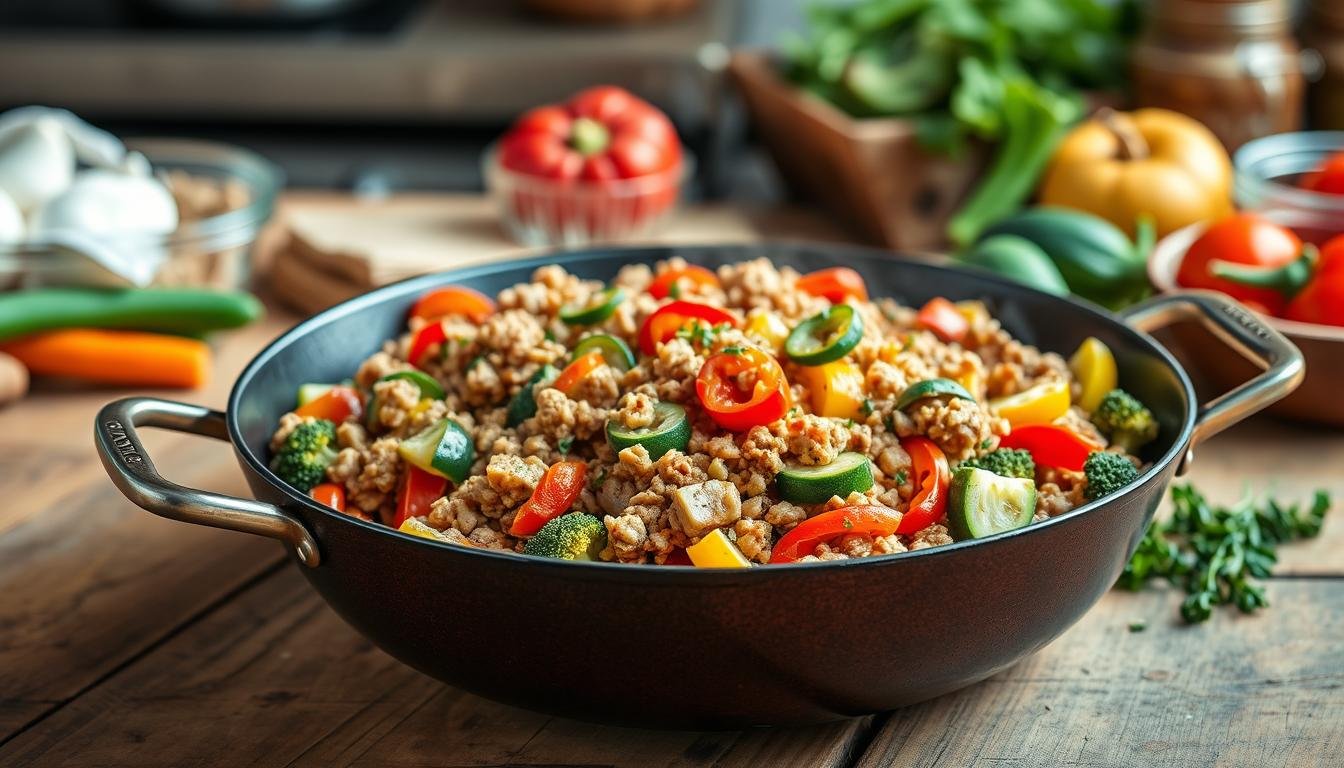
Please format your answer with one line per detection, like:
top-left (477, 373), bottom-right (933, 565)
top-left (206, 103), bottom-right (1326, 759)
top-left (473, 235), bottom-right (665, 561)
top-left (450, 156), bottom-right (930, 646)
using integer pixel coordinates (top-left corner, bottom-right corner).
top-left (266, 193), bottom-right (854, 315)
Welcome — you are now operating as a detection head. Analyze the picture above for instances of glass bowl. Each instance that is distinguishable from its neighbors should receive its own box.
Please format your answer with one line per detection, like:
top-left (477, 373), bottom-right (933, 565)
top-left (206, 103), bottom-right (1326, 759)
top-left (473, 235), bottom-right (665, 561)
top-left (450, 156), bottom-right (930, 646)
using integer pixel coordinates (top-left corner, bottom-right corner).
top-left (483, 146), bottom-right (690, 247)
top-left (1234, 131), bottom-right (1344, 245)
top-left (0, 138), bottom-right (283, 290)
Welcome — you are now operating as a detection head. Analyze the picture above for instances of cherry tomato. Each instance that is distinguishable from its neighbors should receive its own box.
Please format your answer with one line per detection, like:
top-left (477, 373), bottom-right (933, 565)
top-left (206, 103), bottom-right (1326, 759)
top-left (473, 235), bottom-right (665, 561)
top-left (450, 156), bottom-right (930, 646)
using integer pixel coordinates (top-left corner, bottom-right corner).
top-left (796, 267), bottom-right (868, 303)
top-left (1300, 151), bottom-right (1344, 195)
top-left (1176, 214), bottom-right (1304, 315)
top-left (770, 506), bottom-right (904, 564)
top-left (648, 265), bottom-right (720, 300)
top-left (637, 300), bottom-right (738, 355)
top-left (695, 347), bottom-right (789, 431)
top-left (916, 297), bottom-right (969, 343)
top-left (894, 436), bottom-right (951, 535)
top-left (294, 385), bottom-right (363, 423)
top-left (509, 460), bottom-right (588, 537)
top-left (410, 286), bottom-right (497, 324)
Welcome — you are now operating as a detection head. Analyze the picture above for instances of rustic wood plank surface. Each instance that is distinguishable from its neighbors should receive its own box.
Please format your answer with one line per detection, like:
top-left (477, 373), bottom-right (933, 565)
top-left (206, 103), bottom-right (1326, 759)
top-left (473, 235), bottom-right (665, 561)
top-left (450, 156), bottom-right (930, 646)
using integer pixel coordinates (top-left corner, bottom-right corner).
top-left (0, 196), bottom-right (1339, 767)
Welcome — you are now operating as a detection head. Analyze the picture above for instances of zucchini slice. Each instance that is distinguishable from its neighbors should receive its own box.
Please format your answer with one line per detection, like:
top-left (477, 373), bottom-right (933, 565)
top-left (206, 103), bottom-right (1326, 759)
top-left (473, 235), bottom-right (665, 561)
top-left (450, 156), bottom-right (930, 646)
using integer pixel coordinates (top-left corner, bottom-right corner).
top-left (296, 383), bottom-right (334, 407)
top-left (785, 304), bottom-right (864, 366)
top-left (573, 333), bottom-right (636, 372)
top-left (776, 451), bottom-right (874, 505)
top-left (606, 401), bottom-right (690, 459)
top-left (380, 370), bottom-right (446, 401)
top-left (398, 418), bottom-right (474, 483)
top-left (506, 364), bottom-right (560, 427)
top-left (560, 286), bottom-right (625, 326)
top-left (947, 466), bottom-right (1036, 539)
top-left (895, 378), bottom-right (976, 410)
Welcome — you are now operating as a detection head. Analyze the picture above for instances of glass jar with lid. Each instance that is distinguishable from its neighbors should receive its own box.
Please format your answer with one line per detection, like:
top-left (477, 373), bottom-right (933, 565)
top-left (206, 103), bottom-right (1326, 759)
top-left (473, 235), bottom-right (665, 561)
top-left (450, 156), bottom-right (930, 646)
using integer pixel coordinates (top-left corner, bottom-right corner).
top-left (1133, 0), bottom-right (1307, 151)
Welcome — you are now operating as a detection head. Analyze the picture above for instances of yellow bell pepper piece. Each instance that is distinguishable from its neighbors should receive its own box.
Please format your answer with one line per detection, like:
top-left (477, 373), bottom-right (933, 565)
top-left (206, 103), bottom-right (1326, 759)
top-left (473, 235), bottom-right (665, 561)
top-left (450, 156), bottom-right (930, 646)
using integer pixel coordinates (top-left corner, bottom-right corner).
top-left (399, 518), bottom-right (451, 542)
top-left (990, 378), bottom-right (1071, 427)
top-left (686, 528), bottom-right (751, 568)
top-left (744, 310), bottom-right (790, 353)
top-left (1069, 336), bottom-right (1117, 412)
top-left (955, 300), bottom-right (990, 328)
top-left (796, 359), bottom-right (866, 420)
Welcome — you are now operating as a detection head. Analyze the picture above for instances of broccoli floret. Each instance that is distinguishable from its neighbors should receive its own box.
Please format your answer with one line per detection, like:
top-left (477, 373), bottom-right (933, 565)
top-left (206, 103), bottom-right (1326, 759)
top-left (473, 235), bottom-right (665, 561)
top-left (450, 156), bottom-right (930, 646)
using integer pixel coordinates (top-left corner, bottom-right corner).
top-left (960, 448), bottom-right (1035, 480)
top-left (1091, 388), bottom-right (1159, 454)
top-left (523, 513), bottom-right (607, 561)
top-left (1084, 451), bottom-right (1139, 500)
top-left (271, 419), bottom-right (339, 491)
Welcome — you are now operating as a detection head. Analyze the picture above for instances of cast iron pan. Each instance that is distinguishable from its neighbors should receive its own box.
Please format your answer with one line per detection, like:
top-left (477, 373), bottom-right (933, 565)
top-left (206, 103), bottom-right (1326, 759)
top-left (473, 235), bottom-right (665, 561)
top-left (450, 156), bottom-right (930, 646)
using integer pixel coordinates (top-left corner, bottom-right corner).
top-left (95, 243), bottom-right (1301, 728)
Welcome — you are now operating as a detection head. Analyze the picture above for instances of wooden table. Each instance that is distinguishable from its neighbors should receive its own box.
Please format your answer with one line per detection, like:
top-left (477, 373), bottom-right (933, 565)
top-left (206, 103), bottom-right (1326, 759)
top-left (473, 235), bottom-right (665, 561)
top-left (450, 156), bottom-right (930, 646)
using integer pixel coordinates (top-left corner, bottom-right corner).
top-left (1, 200), bottom-right (1341, 767)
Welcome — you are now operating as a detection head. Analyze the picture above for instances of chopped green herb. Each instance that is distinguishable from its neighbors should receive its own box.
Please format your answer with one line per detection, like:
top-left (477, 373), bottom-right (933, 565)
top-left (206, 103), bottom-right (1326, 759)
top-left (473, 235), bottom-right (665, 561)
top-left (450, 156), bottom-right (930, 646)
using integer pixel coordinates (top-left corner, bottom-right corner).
top-left (843, 419), bottom-right (856, 428)
top-left (544, 329), bottom-right (556, 342)
top-left (590, 469), bottom-right (608, 490)
top-left (842, 516), bottom-right (854, 530)
top-left (1118, 485), bottom-right (1330, 623)
top-left (860, 399), bottom-right (875, 417)
top-left (668, 282), bottom-right (682, 299)
top-left (980, 438), bottom-right (994, 450)
top-left (721, 346), bottom-right (745, 356)
top-left (902, 334), bottom-right (916, 352)
top-left (557, 435), bottom-right (574, 455)
top-left (1127, 620), bottom-right (1147, 633)
top-left (894, 470), bottom-right (908, 486)
top-left (466, 355), bottom-right (485, 371)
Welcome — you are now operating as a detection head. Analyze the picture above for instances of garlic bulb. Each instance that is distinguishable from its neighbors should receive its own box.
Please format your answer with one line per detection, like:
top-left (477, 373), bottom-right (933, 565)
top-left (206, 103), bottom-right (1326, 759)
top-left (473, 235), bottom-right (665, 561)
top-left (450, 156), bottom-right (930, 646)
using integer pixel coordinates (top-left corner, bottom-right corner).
top-left (32, 169), bottom-right (178, 238)
top-left (0, 118), bottom-right (75, 213)
top-left (0, 188), bottom-right (22, 243)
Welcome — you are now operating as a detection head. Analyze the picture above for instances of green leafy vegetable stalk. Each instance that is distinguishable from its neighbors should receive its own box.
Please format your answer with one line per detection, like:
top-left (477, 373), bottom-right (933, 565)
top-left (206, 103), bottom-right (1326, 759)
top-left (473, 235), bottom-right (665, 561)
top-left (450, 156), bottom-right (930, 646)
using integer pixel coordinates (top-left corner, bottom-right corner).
top-left (1117, 485), bottom-right (1331, 623)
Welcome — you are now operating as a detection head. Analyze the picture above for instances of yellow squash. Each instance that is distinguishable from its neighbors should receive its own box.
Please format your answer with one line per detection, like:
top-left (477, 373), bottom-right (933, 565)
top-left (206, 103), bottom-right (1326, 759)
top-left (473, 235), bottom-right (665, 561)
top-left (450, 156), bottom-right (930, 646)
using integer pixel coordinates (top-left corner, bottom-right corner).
top-left (1039, 108), bottom-right (1232, 237)
top-left (686, 528), bottom-right (751, 568)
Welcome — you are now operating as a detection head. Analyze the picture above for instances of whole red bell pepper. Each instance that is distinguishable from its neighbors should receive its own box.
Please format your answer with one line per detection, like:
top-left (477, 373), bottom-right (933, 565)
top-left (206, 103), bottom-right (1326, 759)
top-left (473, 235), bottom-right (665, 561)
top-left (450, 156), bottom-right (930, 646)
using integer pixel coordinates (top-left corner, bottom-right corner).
top-left (1209, 234), bottom-right (1344, 328)
top-left (1177, 214), bottom-right (1306, 315)
top-left (894, 436), bottom-right (950, 535)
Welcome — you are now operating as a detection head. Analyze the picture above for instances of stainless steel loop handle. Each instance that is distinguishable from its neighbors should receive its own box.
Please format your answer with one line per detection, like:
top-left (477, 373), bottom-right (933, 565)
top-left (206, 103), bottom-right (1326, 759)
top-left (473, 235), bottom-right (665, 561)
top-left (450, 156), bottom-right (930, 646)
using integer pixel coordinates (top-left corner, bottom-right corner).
top-left (95, 397), bottom-right (320, 567)
top-left (1121, 290), bottom-right (1304, 473)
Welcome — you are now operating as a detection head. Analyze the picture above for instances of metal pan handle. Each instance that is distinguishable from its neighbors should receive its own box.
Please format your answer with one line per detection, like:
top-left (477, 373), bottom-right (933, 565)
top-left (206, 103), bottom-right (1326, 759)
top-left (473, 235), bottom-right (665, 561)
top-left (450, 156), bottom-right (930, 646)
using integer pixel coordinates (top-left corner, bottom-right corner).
top-left (95, 397), bottom-right (320, 567)
top-left (1120, 290), bottom-right (1304, 474)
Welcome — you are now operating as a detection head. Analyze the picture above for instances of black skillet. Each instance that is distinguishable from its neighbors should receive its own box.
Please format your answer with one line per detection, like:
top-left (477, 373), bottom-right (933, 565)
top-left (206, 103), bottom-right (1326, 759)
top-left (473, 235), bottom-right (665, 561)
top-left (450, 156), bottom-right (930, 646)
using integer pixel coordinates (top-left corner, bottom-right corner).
top-left (96, 244), bottom-right (1301, 728)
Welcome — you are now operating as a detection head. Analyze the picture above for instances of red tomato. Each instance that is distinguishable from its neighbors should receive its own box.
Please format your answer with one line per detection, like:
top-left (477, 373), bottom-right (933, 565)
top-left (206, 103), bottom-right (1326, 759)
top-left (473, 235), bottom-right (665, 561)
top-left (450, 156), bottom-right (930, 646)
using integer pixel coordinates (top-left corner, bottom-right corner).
top-left (1285, 235), bottom-right (1344, 327)
top-left (999, 425), bottom-right (1101, 472)
top-left (648, 265), bottom-right (720, 300)
top-left (894, 436), bottom-right (951, 535)
top-left (695, 347), bottom-right (789, 432)
top-left (392, 466), bottom-right (448, 529)
top-left (509, 460), bottom-right (588, 537)
top-left (1176, 214), bottom-right (1304, 315)
top-left (552, 350), bottom-right (605, 396)
top-left (796, 267), bottom-right (868, 303)
top-left (770, 506), bottom-right (904, 563)
top-left (410, 286), bottom-right (496, 324)
top-left (309, 483), bottom-right (346, 512)
top-left (294, 385), bottom-right (363, 423)
top-left (1301, 151), bottom-right (1344, 195)
top-left (637, 300), bottom-right (738, 355)
top-left (407, 322), bottom-right (447, 369)
top-left (916, 297), bottom-right (969, 343)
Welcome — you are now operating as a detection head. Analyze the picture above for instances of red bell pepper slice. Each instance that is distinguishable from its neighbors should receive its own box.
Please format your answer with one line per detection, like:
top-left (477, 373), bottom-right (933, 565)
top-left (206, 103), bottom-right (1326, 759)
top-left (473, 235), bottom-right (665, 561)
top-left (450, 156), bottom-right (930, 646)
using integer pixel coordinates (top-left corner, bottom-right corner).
top-left (509, 460), bottom-right (588, 537)
top-left (309, 483), bottom-right (347, 512)
top-left (796, 267), bottom-right (868, 303)
top-left (294, 385), bottom-right (364, 423)
top-left (695, 347), bottom-right (789, 432)
top-left (410, 286), bottom-right (496, 324)
top-left (407, 322), bottom-right (447, 369)
top-left (393, 465), bottom-right (448, 529)
top-left (648, 265), bottom-right (720, 300)
top-left (551, 350), bottom-right (605, 397)
top-left (895, 436), bottom-right (951, 535)
top-left (999, 424), bottom-right (1101, 472)
top-left (916, 297), bottom-right (969, 343)
top-left (662, 548), bottom-right (693, 565)
top-left (637, 300), bottom-right (738, 355)
top-left (770, 505), bottom-right (904, 564)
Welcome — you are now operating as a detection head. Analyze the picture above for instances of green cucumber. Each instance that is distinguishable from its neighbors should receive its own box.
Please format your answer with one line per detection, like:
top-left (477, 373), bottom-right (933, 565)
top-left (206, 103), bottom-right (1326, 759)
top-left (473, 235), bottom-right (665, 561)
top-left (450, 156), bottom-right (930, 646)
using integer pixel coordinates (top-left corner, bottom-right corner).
top-left (398, 418), bottom-right (474, 483)
top-left (776, 452), bottom-right (874, 505)
top-left (785, 304), bottom-right (864, 365)
top-left (573, 333), bottom-right (636, 372)
top-left (0, 287), bottom-right (263, 342)
top-left (959, 235), bottom-right (1070, 296)
top-left (506, 364), bottom-right (560, 427)
top-left (297, 383), bottom-right (334, 407)
top-left (978, 207), bottom-right (1149, 304)
top-left (947, 466), bottom-right (1036, 539)
top-left (896, 378), bottom-right (976, 410)
top-left (606, 401), bottom-right (690, 459)
top-left (379, 370), bottom-right (445, 401)
top-left (560, 286), bottom-right (625, 326)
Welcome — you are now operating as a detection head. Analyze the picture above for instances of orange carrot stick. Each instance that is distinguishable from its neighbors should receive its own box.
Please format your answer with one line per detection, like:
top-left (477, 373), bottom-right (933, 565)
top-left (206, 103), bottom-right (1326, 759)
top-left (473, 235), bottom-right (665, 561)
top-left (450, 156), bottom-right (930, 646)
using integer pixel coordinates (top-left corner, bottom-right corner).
top-left (0, 329), bottom-right (210, 389)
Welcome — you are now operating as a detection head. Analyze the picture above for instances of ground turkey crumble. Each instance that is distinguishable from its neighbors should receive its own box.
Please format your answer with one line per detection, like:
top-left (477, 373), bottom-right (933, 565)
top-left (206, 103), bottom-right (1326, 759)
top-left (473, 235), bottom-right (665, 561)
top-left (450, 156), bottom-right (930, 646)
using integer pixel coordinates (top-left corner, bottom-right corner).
top-left (270, 258), bottom-right (1137, 564)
